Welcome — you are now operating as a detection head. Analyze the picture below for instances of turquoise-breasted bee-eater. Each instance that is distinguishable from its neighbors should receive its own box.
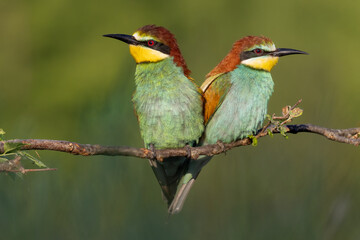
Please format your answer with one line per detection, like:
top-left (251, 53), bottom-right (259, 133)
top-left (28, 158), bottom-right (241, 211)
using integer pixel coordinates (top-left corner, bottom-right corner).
top-left (169, 36), bottom-right (307, 213)
top-left (104, 25), bottom-right (204, 211)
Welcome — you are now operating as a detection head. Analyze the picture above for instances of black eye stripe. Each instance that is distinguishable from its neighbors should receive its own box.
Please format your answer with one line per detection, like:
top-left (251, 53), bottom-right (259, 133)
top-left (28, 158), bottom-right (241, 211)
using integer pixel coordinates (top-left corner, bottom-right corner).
top-left (240, 49), bottom-right (271, 61)
top-left (139, 40), bottom-right (170, 55)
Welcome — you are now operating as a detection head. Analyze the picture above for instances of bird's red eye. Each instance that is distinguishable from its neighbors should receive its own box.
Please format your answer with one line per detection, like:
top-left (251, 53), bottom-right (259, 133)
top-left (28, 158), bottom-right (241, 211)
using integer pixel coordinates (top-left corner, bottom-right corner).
top-left (254, 48), bottom-right (263, 54)
top-left (147, 40), bottom-right (155, 46)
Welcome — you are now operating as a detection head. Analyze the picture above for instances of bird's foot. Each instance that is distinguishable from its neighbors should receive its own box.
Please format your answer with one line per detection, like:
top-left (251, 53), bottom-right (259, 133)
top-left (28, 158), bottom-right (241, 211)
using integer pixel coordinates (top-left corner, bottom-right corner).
top-left (185, 144), bottom-right (192, 159)
top-left (216, 140), bottom-right (226, 154)
top-left (149, 144), bottom-right (157, 160)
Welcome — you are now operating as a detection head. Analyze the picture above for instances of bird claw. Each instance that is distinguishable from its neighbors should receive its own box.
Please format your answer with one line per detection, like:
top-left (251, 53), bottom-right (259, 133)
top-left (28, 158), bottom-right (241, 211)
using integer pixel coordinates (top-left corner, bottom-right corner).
top-left (216, 140), bottom-right (226, 154)
top-left (185, 144), bottom-right (192, 159)
top-left (149, 144), bottom-right (157, 160)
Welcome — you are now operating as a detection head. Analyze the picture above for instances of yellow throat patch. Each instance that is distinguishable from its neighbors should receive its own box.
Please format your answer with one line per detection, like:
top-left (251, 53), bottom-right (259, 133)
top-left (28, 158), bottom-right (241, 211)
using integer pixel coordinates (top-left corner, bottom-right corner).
top-left (241, 56), bottom-right (279, 72)
top-left (129, 45), bottom-right (169, 63)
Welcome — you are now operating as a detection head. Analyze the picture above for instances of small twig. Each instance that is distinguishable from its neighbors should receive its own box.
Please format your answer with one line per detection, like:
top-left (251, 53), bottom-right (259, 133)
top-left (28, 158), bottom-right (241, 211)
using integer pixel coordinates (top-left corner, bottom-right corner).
top-left (259, 120), bottom-right (272, 135)
top-left (260, 99), bottom-right (303, 136)
top-left (272, 99), bottom-right (302, 120)
top-left (5, 168), bottom-right (57, 173)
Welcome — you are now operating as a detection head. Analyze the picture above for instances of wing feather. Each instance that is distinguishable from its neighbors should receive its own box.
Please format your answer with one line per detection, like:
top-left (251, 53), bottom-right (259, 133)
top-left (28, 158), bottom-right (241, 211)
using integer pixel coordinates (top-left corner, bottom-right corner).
top-left (202, 73), bottom-right (232, 125)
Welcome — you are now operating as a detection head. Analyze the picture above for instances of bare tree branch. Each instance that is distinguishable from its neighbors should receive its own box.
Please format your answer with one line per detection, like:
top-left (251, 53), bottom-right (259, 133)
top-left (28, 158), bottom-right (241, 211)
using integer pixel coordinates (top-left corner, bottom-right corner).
top-left (281, 124), bottom-right (360, 145)
top-left (0, 124), bottom-right (358, 163)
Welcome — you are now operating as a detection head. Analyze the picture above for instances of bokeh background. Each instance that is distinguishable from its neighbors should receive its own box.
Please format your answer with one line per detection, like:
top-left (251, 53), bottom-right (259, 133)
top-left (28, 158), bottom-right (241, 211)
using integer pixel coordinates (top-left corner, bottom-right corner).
top-left (1, 0), bottom-right (359, 239)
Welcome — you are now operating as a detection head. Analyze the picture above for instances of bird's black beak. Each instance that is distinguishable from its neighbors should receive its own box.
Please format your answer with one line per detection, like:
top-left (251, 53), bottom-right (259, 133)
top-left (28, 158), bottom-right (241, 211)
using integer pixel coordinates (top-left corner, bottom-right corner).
top-left (270, 48), bottom-right (308, 57)
top-left (103, 34), bottom-right (139, 45)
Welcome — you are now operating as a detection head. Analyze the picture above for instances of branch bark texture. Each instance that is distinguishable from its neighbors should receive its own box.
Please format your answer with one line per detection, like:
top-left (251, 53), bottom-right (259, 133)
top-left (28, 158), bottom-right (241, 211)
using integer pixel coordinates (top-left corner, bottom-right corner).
top-left (0, 124), bottom-right (358, 162)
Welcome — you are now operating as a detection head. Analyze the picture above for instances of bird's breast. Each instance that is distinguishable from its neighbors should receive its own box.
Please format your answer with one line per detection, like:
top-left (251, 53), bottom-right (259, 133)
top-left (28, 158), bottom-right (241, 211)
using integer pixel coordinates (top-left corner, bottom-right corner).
top-left (132, 60), bottom-right (204, 149)
top-left (204, 66), bottom-right (274, 144)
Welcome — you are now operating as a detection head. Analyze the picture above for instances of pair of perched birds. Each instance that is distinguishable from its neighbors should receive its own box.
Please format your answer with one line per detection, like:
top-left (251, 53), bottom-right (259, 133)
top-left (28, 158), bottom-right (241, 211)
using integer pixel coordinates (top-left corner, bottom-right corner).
top-left (104, 25), bottom-right (307, 214)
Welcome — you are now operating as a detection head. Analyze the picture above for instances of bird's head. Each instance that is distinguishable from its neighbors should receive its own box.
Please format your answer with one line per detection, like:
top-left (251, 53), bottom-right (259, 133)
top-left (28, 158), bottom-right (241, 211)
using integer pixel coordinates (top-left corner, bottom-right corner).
top-left (104, 25), bottom-right (190, 77)
top-left (207, 36), bottom-right (307, 77)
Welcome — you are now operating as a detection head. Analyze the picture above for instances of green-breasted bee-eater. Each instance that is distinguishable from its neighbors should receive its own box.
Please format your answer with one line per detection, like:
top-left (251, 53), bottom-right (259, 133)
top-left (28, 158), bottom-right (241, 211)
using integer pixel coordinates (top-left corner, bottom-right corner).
top-left (169, 36), bottom-right (307, 213)
top-left (104, 25), bottom-right (204, 212)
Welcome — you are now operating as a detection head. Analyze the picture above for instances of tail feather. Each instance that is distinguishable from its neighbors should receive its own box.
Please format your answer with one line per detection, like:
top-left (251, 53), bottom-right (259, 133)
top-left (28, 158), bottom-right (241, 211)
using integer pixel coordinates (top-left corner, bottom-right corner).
top-left (168, 155), bottom-right (212, 214)
top-left (148, 157), bottom-right (188, 206)
top-left (168, 178), bottom-right (195, 214)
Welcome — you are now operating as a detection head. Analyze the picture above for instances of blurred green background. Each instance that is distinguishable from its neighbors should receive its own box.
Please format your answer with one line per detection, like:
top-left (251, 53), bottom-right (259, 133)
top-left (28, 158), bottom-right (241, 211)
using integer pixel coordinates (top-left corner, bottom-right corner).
top-left (1, 0), bottom-right (359, 239)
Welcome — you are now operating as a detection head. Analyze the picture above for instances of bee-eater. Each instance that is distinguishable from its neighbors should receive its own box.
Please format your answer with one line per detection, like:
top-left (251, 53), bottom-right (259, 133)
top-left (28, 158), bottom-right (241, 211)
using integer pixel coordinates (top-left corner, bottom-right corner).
top-left (169, 36), bottom-right (307, 213)
top-left (104, 25), bottom-right (204, 210)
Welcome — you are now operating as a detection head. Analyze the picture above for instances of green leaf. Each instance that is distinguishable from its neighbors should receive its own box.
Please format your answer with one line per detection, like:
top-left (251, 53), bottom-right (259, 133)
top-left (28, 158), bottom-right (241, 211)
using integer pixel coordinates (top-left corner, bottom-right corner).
top-left (266, 114), bottom-right (272, 121)
top-left (252, 138), bottom-right (258, 146)
top-left (267, 129), bottom-right (274, 137)
top-left (279, 126), bottom-right (289, 139)
top-left (289, 107), bottom-right (303, 118)
top-left (248, 135), bottom-right (258, 146)
top-left (0, 129), bottom-right (5, 141)
top-left (0, 130), bottom-right (49, 176)
top-left (20, 152), bottom-right (46, 168)
top-left (2, 142), bottom-right (24, 154)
